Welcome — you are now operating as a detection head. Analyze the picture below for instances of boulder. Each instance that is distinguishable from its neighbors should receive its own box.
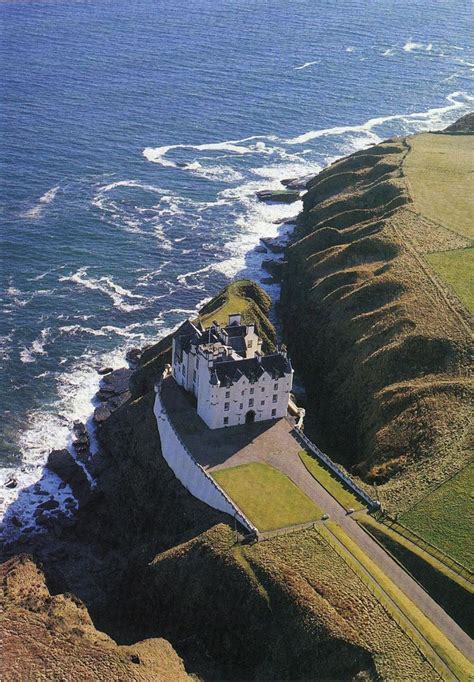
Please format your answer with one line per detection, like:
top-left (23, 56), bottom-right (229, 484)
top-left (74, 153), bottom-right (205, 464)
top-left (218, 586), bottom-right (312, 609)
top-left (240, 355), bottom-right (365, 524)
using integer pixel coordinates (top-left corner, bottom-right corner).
top-left (97, 366), bottom-right (113, 375)
top-left (254, 245), bottom-right (268, 254)
top-left (100, 368), bottom-right (133, 396)
top-left (126, 348), bottom-right (142, 368)
top-left (5, 476), bottom-right (18, 489)
top-left (256, 189), bottom-right (301, 204)
top-left (95, 389), bottom-right (115, 402)
top-left (38, 499), bottom-right (60, 512)
top-left (46, 449), bottom-right (91, 507)
top-left (106, 391), bottom-right (131, 411)
top-left (281, 174), bottom-right (314, 190)
top-left (260, 236), bottom-right (288, 254)
top-left (94, 405), bottom-right (112, 424)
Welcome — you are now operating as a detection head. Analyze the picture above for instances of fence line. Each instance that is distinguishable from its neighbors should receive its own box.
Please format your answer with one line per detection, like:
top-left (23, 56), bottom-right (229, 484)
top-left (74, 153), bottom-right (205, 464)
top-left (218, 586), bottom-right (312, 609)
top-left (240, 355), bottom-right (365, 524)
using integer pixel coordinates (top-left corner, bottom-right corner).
top-left (292, 427), bottom-right (379, 511)
top-left (380, 514), bottom-right (473, 584)
top-left (155, 380), bottom-right (258, 539)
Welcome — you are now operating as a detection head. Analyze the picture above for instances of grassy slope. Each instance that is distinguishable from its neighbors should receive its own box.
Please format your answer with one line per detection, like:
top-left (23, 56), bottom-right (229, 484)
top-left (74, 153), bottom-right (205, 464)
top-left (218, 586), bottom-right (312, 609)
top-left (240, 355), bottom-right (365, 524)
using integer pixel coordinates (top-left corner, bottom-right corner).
top-left (357, 515), bottom-right (474, 637)
top-left (131, 279), bottom-right (276, 397)
top-left (135, 523), bottom-right (441, 681)
top-left (400, 462), bottom-right (474, 570)
top-left (212, 462), bottom-right (323, 531)
top-left (299, 450), bottom-right (364, 510)
top-left (280, 134), bottom-right (472, 514)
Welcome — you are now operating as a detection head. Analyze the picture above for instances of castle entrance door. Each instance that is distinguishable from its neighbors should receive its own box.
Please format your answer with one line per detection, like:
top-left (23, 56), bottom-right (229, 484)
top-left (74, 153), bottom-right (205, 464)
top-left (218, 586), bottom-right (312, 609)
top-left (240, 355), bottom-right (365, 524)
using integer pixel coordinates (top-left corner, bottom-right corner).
top-left (245, 410), bottom-right (256, 424)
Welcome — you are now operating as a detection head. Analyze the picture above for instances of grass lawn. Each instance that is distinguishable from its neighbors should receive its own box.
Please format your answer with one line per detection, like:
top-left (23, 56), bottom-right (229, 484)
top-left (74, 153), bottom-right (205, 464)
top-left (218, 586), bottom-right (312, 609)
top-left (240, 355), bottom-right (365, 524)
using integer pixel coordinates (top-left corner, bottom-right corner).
top-left (426, 247), bottom-right (473, 313)
top-left (405, 133), bottom-right (474, 239)
top-left (299, 451), bottom-right (365, 511)
top-left (212, 462), bottom-right (323, 531)
top-left (401, 462), bottom-right (474, 572)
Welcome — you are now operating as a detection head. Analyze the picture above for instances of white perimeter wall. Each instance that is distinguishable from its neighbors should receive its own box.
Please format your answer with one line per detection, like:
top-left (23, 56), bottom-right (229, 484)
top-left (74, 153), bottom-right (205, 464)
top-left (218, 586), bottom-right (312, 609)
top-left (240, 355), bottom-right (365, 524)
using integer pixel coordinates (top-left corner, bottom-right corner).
top-left (154, 385), bottom-right (257, 536)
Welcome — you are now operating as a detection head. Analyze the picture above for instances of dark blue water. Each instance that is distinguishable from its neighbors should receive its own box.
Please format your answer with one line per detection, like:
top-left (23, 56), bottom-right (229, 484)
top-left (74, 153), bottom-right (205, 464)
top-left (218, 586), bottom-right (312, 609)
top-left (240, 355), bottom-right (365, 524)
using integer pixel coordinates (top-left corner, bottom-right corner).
top-left (1, 0), bottom-right (473, 519)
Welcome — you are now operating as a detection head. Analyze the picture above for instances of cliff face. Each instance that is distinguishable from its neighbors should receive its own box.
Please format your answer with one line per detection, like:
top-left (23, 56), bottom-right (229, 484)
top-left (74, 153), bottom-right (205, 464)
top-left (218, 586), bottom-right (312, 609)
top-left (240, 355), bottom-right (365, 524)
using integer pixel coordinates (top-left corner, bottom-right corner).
top-left (1, 554), bottom-right (190, 681)
top-left (280, 132), bottom-right (472, 508)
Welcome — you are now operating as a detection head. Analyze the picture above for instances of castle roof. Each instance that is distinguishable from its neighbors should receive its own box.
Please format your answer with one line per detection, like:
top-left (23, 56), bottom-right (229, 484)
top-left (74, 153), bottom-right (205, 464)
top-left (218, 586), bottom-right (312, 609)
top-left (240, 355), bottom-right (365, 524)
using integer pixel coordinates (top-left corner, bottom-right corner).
top-left (213, 353), bottom-right (292, 387)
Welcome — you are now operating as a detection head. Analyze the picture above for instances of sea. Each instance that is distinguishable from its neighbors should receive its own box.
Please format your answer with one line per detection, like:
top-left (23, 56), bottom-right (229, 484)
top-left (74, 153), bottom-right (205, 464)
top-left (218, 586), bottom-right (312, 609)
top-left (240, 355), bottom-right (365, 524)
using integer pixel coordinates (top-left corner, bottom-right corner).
top-left (0, 0), bottom-right (473, 536)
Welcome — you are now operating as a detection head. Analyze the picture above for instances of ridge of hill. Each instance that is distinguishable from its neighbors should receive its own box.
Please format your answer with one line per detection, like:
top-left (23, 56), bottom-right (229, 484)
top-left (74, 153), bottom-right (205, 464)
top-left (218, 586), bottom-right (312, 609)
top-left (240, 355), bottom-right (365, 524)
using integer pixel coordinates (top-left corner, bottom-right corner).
top-left (280, 121), bottom-right (473, 513)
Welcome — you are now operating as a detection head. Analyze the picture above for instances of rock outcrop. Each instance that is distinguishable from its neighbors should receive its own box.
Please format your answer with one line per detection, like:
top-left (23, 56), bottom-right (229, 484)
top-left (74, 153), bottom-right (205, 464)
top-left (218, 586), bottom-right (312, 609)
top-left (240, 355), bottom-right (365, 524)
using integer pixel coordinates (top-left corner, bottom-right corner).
top-left (1, 555), bottom-right (190, 681)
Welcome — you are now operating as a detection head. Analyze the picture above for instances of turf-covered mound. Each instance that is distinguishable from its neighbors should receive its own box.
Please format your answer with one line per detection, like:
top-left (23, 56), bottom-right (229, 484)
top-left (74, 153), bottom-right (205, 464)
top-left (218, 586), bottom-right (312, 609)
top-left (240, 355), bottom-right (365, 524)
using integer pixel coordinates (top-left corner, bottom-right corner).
top-left (281, 133), bottom-right (472, 510)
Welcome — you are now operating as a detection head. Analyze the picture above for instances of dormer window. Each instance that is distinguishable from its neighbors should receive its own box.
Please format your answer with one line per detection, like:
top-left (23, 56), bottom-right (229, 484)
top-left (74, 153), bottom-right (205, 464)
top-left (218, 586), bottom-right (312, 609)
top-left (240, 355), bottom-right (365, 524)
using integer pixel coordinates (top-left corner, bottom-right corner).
top-left (247, 340), bottom-right (253, 348)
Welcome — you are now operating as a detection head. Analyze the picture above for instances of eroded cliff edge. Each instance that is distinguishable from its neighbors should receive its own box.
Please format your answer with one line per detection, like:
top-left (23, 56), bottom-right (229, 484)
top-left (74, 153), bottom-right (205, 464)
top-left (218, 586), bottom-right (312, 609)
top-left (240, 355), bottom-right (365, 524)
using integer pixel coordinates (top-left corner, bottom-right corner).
top-left (280, 123), bottom-right (473, 510)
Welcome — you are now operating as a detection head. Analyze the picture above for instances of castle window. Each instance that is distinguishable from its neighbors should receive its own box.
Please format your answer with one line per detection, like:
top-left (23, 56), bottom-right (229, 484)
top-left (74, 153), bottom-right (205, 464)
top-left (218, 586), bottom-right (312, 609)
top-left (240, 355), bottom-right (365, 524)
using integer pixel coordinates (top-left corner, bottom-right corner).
top-left (250, 387), bottom-right (255, 395)
top-left (272, 394), bottom-right (278, 403)
top-left (224, 417), bottom-right (229, 425)
top-left (241, 390), bottom-right (245, 396)
top-left (196, 358), bottom-right (199, 368)
top-left (224, 402), bottom-right (230, 411)
top-left (193, 370), bottom-right (196, 381)
top-left (225, 391), bottom-right (230, 398)
top-left (239, 403), bottom-right (243, 410)
top-left (182, 365), bottom-right (186, 376)
top-left (260, 400), bottom-right (265, 406)
top-left (261, 387), bottom-right (265, 392)
top-left (249, 398), bottom-right (254, 407)
top-left (274, 383), bottom-right (278, 391)
top-left (271, 409), bottom-right (276, 417)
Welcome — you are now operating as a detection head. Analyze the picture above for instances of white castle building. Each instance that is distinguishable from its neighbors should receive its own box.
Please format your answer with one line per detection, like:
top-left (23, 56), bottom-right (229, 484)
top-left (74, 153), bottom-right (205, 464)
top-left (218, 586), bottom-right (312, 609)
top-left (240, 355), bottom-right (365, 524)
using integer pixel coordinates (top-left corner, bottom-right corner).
top-left (171, 314), bottom-right (293, 429)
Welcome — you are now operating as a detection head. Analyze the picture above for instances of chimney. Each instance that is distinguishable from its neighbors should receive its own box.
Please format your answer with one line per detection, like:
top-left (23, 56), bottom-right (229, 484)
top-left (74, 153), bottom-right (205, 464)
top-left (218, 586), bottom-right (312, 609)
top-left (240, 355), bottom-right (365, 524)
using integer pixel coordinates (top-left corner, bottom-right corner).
top-left (228, 313), bottom-right (241, 326)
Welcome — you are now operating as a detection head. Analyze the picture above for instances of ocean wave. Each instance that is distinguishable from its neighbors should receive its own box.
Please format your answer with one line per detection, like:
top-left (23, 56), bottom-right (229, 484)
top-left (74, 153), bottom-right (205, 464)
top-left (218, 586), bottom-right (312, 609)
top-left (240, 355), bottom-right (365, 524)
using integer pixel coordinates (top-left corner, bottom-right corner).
top-left (22, 185), bottom-right (60, 219)
top-left (142, 136), bottom-right (275, 168)
top-left (403, 40), bottom-right (433, 53)
top-left (59, 267), bottom-right (145, 312)
top-left (294, 60), bottom-right (319, 71)
top-left (19, 328), bottom-right (51, 364)
top-left (284, 91), bottom-right (474, 145)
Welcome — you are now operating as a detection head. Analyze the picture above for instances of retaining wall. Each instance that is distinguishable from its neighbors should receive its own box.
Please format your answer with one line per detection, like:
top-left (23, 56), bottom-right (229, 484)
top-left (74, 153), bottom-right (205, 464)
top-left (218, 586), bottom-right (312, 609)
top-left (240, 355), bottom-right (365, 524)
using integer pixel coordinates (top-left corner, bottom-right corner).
top-left (154, 382), bottom-right (258, 536)
top-left (293, 427), bottom-right (379, 510)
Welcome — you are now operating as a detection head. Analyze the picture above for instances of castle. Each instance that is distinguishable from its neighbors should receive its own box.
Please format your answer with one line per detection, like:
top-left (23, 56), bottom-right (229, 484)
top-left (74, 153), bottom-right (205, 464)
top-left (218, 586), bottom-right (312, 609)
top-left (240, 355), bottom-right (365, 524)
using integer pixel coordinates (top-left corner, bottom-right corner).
top-left (172, 314), bottom-right (293, 429)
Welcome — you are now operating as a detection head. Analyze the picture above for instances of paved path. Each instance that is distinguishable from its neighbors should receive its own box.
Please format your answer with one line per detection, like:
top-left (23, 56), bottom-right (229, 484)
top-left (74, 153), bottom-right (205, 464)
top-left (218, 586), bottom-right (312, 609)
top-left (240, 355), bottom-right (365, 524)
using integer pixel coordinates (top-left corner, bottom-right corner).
top-left (161, 377), bottom-right (473, 664)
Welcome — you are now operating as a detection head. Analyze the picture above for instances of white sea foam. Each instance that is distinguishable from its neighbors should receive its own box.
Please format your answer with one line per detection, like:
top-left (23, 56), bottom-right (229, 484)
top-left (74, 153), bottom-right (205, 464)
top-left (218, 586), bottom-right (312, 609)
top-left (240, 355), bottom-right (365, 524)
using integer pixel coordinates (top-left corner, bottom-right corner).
top-left (294, 60), bottom-right (319, 71)
top-left (19, 328), bottom-right (51, 364)
top-left (59, 267), bottom-right (145, 312)
top-left (403, 40), bottom-right (433, 53)
top-left (143, 136), bottom-right (273, 168)
top-left (382, 48), bottom-right (395, 57)
top-left (22, 185), bottom-right (60, 219)
top-left (284, 91), bottom-right (473, 145)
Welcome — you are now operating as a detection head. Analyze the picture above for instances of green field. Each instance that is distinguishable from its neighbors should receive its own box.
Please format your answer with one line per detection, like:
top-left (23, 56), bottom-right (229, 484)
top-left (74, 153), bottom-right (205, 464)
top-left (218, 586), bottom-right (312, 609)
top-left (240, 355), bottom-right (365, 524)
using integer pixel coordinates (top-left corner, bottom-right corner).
top-left (401, 462), bottom-right (474, 571)
top-left (212, 462), bottom-right (323, 531)
top-left (426, 247), bottom-right (473, 312)
top-left (357, 515), bottom-right (473, 636)
top-left (299, 451), bottom-right (365, 511)
top-left (405, 133), bottom-right (474, 240)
